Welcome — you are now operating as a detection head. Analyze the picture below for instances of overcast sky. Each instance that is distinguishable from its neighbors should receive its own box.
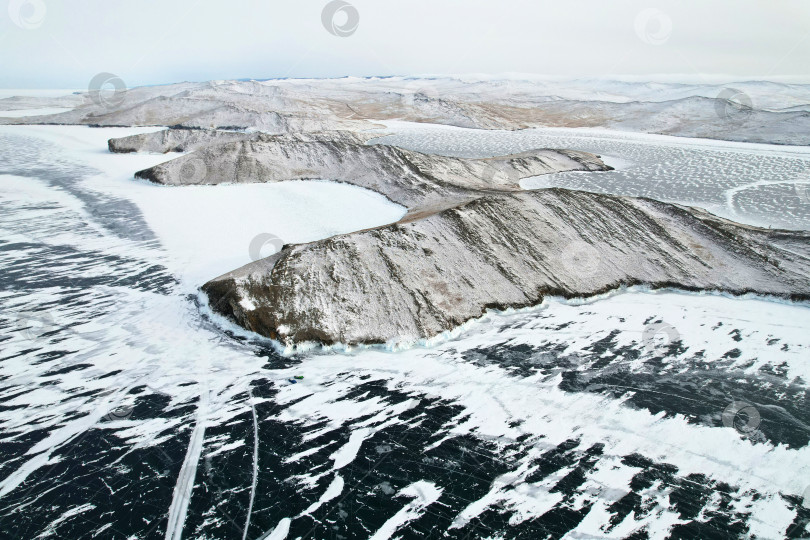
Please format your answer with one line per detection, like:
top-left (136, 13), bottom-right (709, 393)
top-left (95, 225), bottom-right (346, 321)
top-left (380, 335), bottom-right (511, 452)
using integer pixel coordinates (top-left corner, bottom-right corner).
top-left (1, 0), bottom-right (808, 89)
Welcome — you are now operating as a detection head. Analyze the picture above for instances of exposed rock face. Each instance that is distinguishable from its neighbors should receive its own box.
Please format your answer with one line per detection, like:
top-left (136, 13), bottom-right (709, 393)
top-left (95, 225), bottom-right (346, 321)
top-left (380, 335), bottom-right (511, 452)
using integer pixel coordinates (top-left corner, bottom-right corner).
top-left (203, 189), bottom-right (810, 345)
top-left (134, 134), bottom-right (609, 211)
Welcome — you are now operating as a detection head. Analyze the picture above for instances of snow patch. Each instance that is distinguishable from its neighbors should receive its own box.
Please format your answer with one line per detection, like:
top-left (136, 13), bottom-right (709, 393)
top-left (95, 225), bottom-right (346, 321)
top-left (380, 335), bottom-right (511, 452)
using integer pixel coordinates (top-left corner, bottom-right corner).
top-left (369, 481), bottom-right (443, 540)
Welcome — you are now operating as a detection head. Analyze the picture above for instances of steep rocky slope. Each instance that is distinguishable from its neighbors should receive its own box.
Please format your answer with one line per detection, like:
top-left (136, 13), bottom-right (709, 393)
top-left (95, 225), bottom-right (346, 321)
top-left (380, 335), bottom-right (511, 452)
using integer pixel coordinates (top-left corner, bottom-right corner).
top-left (203, 189), bottom-right (810, 345)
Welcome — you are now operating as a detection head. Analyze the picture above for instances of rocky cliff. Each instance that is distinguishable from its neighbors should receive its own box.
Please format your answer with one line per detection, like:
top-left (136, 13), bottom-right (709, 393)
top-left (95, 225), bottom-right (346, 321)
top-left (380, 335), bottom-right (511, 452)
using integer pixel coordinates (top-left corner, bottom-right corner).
top-left (203, 189), bottom-right (810, 346)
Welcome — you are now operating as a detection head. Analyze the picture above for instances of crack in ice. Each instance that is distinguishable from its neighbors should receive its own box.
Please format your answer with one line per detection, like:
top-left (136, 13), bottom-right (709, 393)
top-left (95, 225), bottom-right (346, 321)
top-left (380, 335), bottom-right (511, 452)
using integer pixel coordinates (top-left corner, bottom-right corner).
top-left (242, 387), bottom-right (260, 540)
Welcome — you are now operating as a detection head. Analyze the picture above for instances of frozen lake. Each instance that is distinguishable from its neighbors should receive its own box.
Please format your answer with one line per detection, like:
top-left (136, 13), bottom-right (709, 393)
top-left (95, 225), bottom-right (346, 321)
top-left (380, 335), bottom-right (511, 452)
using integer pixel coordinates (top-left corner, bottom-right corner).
top-left (0, 125), bottom-right (808, 539)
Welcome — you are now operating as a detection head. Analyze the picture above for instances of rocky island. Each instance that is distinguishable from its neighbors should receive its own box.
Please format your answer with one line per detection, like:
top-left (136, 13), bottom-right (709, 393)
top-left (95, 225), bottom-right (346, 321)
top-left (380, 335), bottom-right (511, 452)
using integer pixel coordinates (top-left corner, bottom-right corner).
top-left (201, 187), bottom-right (810, 345)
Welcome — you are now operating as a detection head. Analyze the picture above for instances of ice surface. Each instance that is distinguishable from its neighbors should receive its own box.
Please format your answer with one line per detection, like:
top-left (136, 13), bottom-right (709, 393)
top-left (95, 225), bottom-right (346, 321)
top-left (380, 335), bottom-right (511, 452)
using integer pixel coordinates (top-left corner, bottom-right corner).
top-left (1, 123), bottom-right (809, 538)
top-left (373, 121), bottom-right (810, 230)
